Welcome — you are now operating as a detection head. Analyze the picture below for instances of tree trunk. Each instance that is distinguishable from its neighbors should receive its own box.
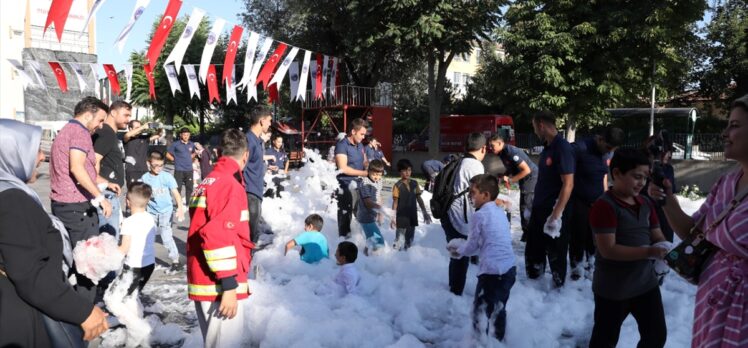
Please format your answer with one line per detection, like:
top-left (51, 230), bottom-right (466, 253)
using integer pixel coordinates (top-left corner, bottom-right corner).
top-left (427, 50), bottom-right (455, 158)
top-left (565, 114), bottom-right (577, 142)
top-left (199, 111), bottom-right (205, 140)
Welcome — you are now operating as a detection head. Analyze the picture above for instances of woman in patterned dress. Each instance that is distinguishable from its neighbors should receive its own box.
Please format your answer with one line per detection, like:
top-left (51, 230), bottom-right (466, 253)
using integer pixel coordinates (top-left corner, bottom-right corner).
top-left (649, 94), bottom-right (748, 347)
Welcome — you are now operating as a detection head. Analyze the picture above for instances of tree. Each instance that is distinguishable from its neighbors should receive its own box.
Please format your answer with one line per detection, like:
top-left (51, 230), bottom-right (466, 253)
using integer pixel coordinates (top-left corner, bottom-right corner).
top-left (469, 0), bottom-right (706, 139)
top-left (699, 0), bottom-right (748, 104)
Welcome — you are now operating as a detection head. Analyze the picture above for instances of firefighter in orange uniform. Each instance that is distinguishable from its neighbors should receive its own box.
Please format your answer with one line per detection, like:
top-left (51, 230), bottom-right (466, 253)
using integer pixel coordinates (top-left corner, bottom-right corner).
top-left (187, 129), bottom-right (254, 347)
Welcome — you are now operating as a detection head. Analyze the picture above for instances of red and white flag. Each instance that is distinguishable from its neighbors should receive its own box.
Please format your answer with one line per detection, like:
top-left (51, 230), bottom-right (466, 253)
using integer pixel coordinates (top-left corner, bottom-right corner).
top-left (268, 84), bottom-right (279, 104)
top-left (199, 18), bottom-right (226, 83)
top-left (164, 7), bottom-right (205, 72)
top-left (184, 64), bottom-right (201, 100)
top-left (269, 46), bottom-right (299, 89)
top-left (256, 43), bottom-right (287, 89)
top-left (321, 55), bottom-right (330, 97)
top-left (43, 0), bottom-right (74, 42)
top-left (314, 53), bottom-right (323, 100)
top-left (49, 62), bottom-right (68, 92)
top-left (144, 64), bottom-right (156, 100)
top-left (207, 64), bottom-right (220, 104)
top-left (114, 0), bottom-right (151, 53)
top-left (297, 50), bottom-right (312, 101)
top-left (145, 0), bottom-right (183, 69)
top-left (236, 31), bottom-right (260, 89)
top-left (246, 37), bottom-right (273, 102)
top-left (103, 64), bottom-right (121, 95)
top-left (222, 25), bottom-right (244, 86)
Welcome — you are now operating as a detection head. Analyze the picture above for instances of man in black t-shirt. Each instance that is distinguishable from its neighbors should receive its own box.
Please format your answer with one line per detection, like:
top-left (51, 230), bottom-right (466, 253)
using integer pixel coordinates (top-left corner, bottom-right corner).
top-left (124, 120), bottom-right (162, 184)
top-left (93, 100), bottom-right (131, 239)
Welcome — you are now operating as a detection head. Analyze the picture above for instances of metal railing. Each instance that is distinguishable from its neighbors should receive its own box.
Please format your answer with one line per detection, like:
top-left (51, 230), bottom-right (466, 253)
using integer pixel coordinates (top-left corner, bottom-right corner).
top-left (302, 85), bottom-right (393, 109)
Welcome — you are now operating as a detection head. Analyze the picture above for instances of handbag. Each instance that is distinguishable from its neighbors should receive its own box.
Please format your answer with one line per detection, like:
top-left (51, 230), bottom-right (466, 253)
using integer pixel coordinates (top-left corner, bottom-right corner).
top-left (664, 186), bottom-right (748, 284)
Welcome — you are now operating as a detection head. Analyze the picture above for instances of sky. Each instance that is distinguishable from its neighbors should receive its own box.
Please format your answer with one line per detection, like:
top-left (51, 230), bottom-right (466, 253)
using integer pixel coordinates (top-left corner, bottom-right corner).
top-left (94, 0), bottom-right (245, 69)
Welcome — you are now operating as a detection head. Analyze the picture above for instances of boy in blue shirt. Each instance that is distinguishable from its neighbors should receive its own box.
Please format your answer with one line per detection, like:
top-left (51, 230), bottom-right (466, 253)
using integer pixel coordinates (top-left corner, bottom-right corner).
top-left (140, 151), bottom-right (185, 271)
top-left (284, 214), bottom-right (329, 264)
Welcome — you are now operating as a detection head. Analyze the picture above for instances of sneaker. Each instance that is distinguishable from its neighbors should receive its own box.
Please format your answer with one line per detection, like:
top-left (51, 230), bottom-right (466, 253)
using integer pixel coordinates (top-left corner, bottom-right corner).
top-left (552, 272), bottom-right (565, 288)
top-left (169, 262), bottom-right (183, 272)
top-left (526, 263), bottom-right (545, 279)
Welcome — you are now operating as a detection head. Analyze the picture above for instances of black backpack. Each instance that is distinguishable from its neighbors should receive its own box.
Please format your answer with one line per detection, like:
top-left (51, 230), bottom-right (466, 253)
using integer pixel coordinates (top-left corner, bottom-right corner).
top-left (430, 157), bottom-right (469, 219)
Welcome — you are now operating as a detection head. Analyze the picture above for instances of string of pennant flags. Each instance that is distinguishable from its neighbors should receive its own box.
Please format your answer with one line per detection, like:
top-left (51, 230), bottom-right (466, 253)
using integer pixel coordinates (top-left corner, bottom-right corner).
top-left (10, 0), bottom-right (343, 105)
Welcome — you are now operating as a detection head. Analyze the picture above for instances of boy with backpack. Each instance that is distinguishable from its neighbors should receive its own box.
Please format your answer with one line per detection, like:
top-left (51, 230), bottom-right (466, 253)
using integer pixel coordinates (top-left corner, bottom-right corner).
top-left (588, 148), bottom-right (668, 347)
top-left (432, 132), bottom-right (487, 296)
top-left (390, 159), bottom-right (432, 250)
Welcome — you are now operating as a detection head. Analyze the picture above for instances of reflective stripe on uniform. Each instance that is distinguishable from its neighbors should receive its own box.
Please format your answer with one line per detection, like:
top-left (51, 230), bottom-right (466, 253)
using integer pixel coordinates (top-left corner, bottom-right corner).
top-left (203, 246), bottom-right (237, 261)
top-left (240, 209), bottom-right (249, 222)
top-left (206, 258), bottom-right (237, 272)
top-left (188, 282), bottom-right (249, 297)
top-left (190, 196), bottom-right (206, 208)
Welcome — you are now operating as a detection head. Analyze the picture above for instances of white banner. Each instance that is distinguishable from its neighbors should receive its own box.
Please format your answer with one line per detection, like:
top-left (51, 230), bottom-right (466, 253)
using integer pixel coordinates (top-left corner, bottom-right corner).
top-left (330, 57), bottom-right (338, 97)
top-left (226, 71), bottom-right (237, 105)
top-left (124, 65), bottom-right (133, 102)
top-left (297, 50), bottom-right (311, 101)
top-left (7, 59), bottom-right (35, 89)
top-left (114, 0), bottom-right (151, 53)
top-left (68, 62), bottom-right (88, 92)
top-left (79, 0), bottom-right (107, 37)
top-left (164, 7), bottom-right (205, 72)
top-left (310, 60), bottom-right (317, 98)
top-left (164, 64), bottom-right (181, 96)
top-left (268, 47), bottom-right (299, 89)
top-left (184, 64), bottom-right (201, 100)
top-left (246, 37), bottom-right (273, 102)
top-left (27, 61), bottom-right (47, 90)
top-left (288, 61), bottom-right (299, 102)
top-left (89, 64), bottom-right (101, 99)
top-left (321, 55), bottom-right (330, 97)
top-left (199, 17), bottom-right (226, 83)
top-left (236, 31), bottom-right (260, 89)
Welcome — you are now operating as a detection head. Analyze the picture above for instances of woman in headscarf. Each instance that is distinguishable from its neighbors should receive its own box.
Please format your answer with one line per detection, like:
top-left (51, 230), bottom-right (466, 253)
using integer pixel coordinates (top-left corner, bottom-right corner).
top-left (0, 119), bottom-right (108, 347)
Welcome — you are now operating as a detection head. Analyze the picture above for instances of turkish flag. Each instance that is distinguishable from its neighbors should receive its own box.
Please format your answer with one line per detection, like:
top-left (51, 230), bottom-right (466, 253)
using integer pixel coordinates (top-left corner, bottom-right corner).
top-left (48, 62), bottom-right (68, 92)
top-left (314, 53), bottom-right (323, 100)
top-left (144, 64), bottom-right (156, 100)
top-left (43, 0), bottom-right (74, 42)
top-left (223, 25), bottom-right (244, 86)
top-left (103, 64), bottom-right (121, 95)
top-left (268, 83), bottom-right (279, 104)
top-left (207, 64), bottom-right (221, 104)
top-left (145, 0), bottom-right (183, 69)
top-left (255, 43), bottom-right (287, 90)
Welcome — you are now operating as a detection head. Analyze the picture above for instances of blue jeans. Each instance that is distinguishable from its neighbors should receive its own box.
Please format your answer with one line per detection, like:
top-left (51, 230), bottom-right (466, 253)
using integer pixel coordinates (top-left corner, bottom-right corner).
top-left (360, 222), bottom-right (384, 249)
top-left (151, 211), bottom-right (180, 262)
top-left (98, 190), bottom-right (121, 240)
top-left (473, 267), bottom-right (516, 341)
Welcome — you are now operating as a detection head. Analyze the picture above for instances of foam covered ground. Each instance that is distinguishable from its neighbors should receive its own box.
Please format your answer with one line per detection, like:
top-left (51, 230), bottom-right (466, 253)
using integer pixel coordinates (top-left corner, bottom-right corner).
top-left (98, 150), bottom-right (703, 347)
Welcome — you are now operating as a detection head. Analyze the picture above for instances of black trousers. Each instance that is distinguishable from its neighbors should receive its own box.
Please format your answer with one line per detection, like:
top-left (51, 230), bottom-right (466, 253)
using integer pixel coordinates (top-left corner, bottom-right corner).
top-left (247, 193), bottom-right (263, 245)
top-left (518, 176), bottom-right (536, 240)
top-left (174, 170), bottom-right (193, 203)
top-left (569, 197), bottom-right (596, 269)
top-left (337, 184), bottom-right (354, 237)
top-left (473, 267), bottom-right (516, 341)
top-left (121, 264), bottom-right (155, 296)
top-left (51, 201), bottom-right (100, 303)
top-left (395, 226), bottom-right (416, 249)
top-left (525, 203), bottom-right (572, 285)
top-left (443, 216), bottom-right (470, 295)
top-left (589, 286), bottom-right (667, 348)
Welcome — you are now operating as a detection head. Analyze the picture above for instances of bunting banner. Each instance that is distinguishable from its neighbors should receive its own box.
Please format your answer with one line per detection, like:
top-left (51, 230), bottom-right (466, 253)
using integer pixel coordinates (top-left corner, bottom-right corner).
top-left (321, 55), bottom-right (329, 97)
top-left (164, 64), bottom-right (181, 96)
top-left (314, 53), bottom-right (323, 99)
top-left (79, 0), bottom-right (107, 37)
top-left (268, 84), bottom-right (279, 104)
top-left (310, 59), bottom-right (317, 97)
top-left (163, 7), bottom-right (205, 72)
top-left (207, 64), bottom-right (220, 103)
top-left (256, 43), bottom-right (287, 89)
top-left (297, 50), bottom-right (311, 101)
top-left (226, 71), bottom-right (237, 105)
top-left (114, 0), bottom-right (151, 53)
top-left (268, 46), bottom-right (298, 89)
top-left (144, 64), bottom-right (156, 100)
top-left (49, 62), bottom-right (68, 92)
top-left (330, 57), bottom-right (338, 97)
top-left (145, 0), bottom-right (183, 69)
top-left (90, 64), bottom-right (100, 98)
top-left (246, 37), bottom-right (273, 102)
top-left (199, 17), bottom-right (226, 83)
top-left (236, 31), bottom-right (260, 88)
top-left (28, 61), bottom-right (47, 90)
top-left (222, 25), bottom-right (244, 86)
top-left (184, 64), bottom-right (200, 100)
top-left (69, 62), bottom-right (87, 92)
top-left (288, 61), bottom-right (299, 102)
top-left (124, 64), bottom-right (133, 101)
top-left (43, 0), bottom-right (74, 42)
top-left (7, 59), bottom-right (36, 89)
top-left (103, 64), bottom-right (121, 95)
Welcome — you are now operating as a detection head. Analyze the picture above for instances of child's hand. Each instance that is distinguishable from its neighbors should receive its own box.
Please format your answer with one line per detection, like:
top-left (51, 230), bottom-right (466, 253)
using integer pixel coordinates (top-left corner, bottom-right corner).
top-left (648, 246), bottom-right (669, 259)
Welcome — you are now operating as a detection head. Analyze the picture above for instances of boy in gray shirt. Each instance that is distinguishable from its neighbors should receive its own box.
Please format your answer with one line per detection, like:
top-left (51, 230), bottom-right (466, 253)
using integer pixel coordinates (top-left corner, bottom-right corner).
top-left (356, 159), bottom-right (385, 255)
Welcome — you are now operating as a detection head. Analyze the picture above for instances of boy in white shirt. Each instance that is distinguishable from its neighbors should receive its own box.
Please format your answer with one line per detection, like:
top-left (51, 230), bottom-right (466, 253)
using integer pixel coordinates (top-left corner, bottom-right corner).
top-left (447, 174), bottom-right (516, 341)
top-left (334, 241), bottom-right (360, 295)
top-left (118, 182), bottom-right (158, 296)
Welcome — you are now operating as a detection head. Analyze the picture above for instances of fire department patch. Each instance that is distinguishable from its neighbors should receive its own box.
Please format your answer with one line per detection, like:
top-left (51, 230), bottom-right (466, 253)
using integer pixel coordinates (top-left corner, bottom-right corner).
top-left (545, 156), bottom-right (553, 166)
